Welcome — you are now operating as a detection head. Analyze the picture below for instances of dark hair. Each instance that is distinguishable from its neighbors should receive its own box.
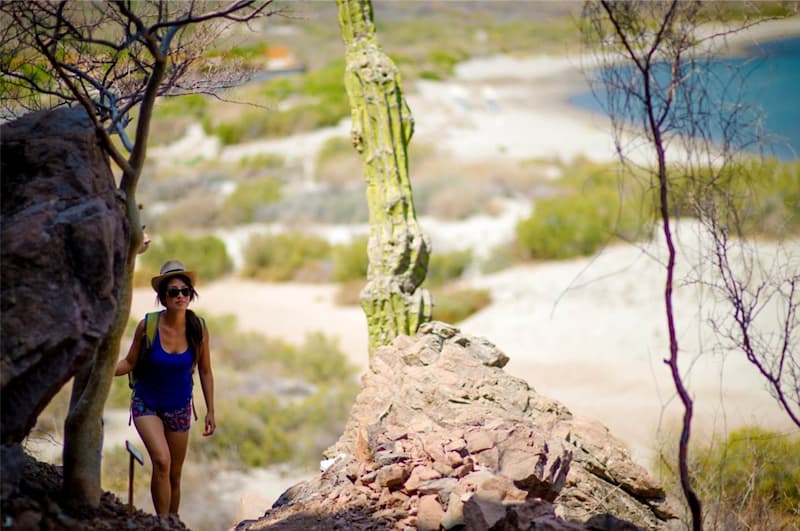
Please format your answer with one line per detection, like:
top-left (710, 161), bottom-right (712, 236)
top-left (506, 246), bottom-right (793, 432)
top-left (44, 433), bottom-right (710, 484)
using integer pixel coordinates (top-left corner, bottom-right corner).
top-left (156, 274), bottom-right (203, 365)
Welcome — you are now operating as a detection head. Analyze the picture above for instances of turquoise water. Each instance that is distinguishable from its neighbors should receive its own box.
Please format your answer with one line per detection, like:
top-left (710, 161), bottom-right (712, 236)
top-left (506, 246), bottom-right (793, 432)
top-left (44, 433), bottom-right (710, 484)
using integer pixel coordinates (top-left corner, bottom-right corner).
top-left (571, 35), bottom-right (800, 161)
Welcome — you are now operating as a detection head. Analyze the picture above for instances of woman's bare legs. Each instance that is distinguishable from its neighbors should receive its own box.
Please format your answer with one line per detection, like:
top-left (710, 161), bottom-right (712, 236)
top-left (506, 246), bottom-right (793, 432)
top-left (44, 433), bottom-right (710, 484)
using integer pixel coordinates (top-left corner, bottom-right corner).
top-left (164, 429), bottom-right (190, 514)
top-left (133, 415), bottom-right (171, 514)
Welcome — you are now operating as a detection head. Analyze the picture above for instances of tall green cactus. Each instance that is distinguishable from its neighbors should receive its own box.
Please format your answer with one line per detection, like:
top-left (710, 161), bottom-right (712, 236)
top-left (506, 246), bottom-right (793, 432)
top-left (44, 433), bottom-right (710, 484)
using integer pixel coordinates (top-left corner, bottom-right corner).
top-left (337, 0), bottom-right (431, 354)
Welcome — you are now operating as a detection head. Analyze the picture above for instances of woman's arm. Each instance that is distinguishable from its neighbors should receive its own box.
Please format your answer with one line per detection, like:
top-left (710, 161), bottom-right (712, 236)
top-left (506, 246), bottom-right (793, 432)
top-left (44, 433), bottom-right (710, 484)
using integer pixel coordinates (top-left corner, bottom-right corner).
top-left (114, 319), bottom-right (144, 377)
top-left (198, 324), bottom-right (216, 436)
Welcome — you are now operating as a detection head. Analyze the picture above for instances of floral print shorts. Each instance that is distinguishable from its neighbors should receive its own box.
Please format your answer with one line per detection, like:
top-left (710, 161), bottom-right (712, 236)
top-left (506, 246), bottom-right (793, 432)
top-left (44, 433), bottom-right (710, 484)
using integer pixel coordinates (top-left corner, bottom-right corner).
top-left (131, 395), bottom-right (192, 432)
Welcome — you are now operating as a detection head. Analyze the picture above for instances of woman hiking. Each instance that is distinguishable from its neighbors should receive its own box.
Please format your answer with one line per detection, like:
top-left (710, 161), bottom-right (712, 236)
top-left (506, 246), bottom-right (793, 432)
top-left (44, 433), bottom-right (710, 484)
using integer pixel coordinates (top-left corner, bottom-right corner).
top-left (115, 260), bottom-right (216, 516)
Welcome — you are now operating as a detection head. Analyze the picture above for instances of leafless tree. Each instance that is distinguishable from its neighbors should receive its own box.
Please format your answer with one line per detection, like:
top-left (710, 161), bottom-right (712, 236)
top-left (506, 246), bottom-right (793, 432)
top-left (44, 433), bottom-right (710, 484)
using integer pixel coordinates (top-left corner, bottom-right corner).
top-left (0, 0), bottom-right (279, 508)
top-left (581, 1), bottom-right (798, 529)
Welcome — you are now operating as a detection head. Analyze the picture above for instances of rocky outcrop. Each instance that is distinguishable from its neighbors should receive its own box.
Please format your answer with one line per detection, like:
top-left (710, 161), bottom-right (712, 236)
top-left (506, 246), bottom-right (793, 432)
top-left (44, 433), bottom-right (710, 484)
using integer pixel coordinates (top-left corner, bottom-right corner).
top-left (237, 322), bottom-right (678, 530)
top-left (1, 108), bottom-right (129, 456)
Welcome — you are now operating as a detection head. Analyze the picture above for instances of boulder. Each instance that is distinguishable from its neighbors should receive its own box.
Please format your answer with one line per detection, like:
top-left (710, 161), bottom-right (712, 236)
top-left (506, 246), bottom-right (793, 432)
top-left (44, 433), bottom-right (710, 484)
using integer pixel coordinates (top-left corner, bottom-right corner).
top-left (236, 322), bottom-right (678, 530)
top-left (1, 108), bottom-right (129, 482)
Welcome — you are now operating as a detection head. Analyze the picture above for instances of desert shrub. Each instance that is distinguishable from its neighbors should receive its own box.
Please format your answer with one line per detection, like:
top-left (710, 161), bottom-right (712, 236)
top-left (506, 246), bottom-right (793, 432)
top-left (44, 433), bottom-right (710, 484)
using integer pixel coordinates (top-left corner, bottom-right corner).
top-left (431, 287), bottom-right (492, 324)
top-left (696, 2), bottom-right (797, 22)
top-left (135, 233), bottom-right (233, 287)
top-left (237, 152), bottom-right (285, 171)
top-left (202, 380), bottom-right (359, 469)
top-left (317, 136), bottom-right (352, 166)
top-left (146, 94), bottom-right (209, 145)
top-left (657, 427), bottom-right (800, 529)
top-left (219, 177), bottom-right (283, 225)
top-left (199, 394), bottom-right (293, 467)
top-left (221, 41), bottom-right (269, 65)
top-left (210, 60), bottom-right (349, 144)
top-left (241, 231), bottom-right (331, 282)
top-left (202, 314), bottom-right (277, 370)
top-left (480, 242), bottom-right (520, 274)
top-left (147, 189), bottom-right (224, 232)
top-left (315, 136), bottom-right (362, 185)
top-left (279, 382), bottom-right (360, 463)
top-left (419, 48), bottom-right (468, 80)
top-left (426, 249), bottom-right (474, 287)
top-left (515, 158), bottom-right (652, 260)
top-left (154, 94), bottom-right (208, 118)
top-left (332, 237), bottom-right (368, 282)
top-left (425, 181), bottom-right (491, 220)
top-left (516, 191), bottom-right (618, 260)
top-left (668, 158), bottom-right (800, 238)
top-left (269, 332), bottom-right (359, 386)
top-left (255, 185), bottom-right (370, 224)
top-left (334, 279), bottom-right (364, 307)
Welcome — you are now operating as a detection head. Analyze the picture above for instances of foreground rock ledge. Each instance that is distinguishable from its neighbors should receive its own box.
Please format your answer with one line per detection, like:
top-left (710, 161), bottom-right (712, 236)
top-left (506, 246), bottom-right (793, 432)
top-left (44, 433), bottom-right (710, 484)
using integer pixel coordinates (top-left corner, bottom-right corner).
top-left (237, 322), bottom-right (678, 530)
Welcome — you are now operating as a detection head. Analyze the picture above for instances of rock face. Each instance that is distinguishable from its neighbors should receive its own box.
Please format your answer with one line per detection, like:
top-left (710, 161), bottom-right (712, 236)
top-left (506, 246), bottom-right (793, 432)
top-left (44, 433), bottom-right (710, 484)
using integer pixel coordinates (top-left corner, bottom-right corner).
top-left (1, 108), bottom-right (129, 447)
top-left (237, 322), bottom-right (678, 530)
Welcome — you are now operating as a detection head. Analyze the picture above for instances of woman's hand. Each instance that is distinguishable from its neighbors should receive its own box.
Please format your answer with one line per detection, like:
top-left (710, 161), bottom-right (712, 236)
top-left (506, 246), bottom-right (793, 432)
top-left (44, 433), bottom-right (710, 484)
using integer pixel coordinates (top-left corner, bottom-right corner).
top-left (203, 412), bottom-right (216, 436)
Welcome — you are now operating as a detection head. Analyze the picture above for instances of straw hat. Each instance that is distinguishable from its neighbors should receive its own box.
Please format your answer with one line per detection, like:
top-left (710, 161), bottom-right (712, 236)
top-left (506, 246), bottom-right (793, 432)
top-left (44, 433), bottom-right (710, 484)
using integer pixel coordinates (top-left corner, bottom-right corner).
top-left (150, 260), bottom-right (197, 291)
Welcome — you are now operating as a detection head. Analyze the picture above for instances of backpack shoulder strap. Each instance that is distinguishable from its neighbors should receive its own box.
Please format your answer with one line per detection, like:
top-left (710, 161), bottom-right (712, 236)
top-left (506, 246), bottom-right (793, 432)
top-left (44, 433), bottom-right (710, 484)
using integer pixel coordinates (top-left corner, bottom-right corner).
top-left (143, 311), bottom-right (161, 350)
top-left (128, 311), bottom-right (162, 398)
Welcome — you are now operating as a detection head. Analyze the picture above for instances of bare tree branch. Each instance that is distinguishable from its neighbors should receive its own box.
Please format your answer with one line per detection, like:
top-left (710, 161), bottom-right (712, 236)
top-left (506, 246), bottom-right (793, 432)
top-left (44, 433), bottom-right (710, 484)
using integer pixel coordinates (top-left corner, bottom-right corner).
top-left (582, 1), bottom-right (799, 528)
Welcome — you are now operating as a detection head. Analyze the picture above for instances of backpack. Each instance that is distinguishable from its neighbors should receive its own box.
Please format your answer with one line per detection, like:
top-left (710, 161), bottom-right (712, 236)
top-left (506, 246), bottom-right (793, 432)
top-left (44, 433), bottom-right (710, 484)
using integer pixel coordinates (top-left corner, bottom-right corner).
top-left (128, 311), bottom-right (161, 390)
top-left (128, 311), bottom-right (202, 422)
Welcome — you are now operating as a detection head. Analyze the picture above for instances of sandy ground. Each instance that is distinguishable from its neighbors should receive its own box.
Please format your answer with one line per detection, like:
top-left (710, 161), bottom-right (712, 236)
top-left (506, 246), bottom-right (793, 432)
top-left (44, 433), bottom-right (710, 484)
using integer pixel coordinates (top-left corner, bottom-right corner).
top-left (114, 19), bottom-right (800, 526)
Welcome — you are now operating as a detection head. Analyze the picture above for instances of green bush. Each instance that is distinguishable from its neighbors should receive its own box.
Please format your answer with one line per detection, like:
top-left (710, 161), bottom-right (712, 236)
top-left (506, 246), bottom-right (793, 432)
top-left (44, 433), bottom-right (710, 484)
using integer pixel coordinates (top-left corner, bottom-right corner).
top-left (419, 48), bottom-right (467, 80)
top-left (332, 237), bottom-right (368, 282)
top-left (220, 177), bottom-right (283, 225)
top-left (210, 60), bottom-right (349, 144)
top-left (700, 428), bottom-right (800, 515)
top-left (668, 158), bottom-right (800, 238)
top-left (516, 191), bottom-right (617, 260)
top-left (237, 153), bottom-right (286, 171)
top-left (431, 287), bottom-right (492, 324)
top-left (135, 233), bottom-right (234, 287)
top-left (270, 332), bottom-right (359, 386)
top-left (241, 231), bottom-right (331, 282)
top-left (514, 158), bottom-right (652, 260)
top-left (426, 249), bottom-right (473, 287)
top-left (697, 2), bottom-right (797, 23)
top-left (201, 380), bottom-right (359, 468)
top-left (222, 42), bottom-right (269, 64)
top-left (154, 94), bottom-right (208, 118)
top-left (658, 427), bottom-right (800, 529)
top-left (198, 394), bottom-right (293, 467)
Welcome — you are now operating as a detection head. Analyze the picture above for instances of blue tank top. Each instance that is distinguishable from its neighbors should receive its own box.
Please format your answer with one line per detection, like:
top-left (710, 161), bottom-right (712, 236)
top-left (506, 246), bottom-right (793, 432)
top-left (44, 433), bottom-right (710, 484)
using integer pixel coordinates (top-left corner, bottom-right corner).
top-left (134, 330), bottom-right (193, 410)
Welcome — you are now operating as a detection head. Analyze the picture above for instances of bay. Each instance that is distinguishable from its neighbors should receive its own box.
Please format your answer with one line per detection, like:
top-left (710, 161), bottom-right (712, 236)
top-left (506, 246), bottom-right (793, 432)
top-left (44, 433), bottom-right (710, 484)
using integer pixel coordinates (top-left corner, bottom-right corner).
top-left (571, 35), bottom-right (800, 161)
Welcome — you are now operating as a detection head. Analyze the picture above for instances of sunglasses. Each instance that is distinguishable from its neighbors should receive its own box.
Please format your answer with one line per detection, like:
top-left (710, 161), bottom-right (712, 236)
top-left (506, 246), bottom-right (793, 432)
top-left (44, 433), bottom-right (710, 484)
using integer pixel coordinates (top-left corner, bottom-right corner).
top-left (167, 287), bottom-right (192, 298)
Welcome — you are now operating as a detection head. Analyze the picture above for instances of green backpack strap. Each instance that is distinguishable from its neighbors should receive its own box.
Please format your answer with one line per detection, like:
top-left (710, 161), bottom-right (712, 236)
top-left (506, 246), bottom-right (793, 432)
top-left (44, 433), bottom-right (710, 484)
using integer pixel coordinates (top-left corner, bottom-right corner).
top-left (144, 310), bottom-right (160, 349)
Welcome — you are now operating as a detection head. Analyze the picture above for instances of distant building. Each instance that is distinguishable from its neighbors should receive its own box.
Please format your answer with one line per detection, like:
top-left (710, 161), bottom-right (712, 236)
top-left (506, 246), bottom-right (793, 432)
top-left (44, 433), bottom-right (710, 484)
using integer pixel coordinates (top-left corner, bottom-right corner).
top-left (266, 45), bottom-right (302, 71)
